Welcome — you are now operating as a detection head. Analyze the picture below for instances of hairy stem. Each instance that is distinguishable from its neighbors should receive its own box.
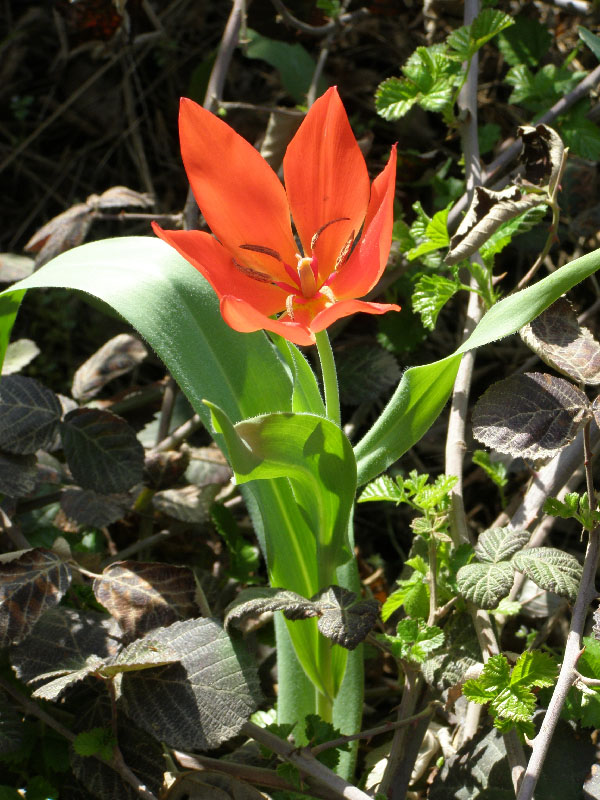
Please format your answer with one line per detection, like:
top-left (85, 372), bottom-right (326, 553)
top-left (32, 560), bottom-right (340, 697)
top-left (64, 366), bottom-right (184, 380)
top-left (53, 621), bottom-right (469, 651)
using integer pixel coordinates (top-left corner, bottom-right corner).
top-left (315, 329), bottom-right (341, 427)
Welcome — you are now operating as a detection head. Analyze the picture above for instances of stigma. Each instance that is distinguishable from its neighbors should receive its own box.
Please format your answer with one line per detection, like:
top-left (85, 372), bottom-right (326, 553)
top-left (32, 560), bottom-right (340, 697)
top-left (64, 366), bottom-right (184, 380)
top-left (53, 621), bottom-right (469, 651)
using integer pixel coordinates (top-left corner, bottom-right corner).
top-left (296, 254), bottom-right (318, 298)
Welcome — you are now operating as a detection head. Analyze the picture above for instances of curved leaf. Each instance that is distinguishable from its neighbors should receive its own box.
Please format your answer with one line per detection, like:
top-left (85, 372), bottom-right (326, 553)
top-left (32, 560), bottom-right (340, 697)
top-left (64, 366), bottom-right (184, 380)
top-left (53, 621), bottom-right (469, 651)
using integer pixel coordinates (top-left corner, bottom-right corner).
top-left (355, 246), bottom-right (600, 484)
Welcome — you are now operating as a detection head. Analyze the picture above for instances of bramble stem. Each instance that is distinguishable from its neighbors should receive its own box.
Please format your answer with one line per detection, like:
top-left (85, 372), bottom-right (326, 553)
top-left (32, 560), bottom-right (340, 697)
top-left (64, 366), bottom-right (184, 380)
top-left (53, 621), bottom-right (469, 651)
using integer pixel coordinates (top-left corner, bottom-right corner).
top-left (315, 330), bottom-right (341, 427)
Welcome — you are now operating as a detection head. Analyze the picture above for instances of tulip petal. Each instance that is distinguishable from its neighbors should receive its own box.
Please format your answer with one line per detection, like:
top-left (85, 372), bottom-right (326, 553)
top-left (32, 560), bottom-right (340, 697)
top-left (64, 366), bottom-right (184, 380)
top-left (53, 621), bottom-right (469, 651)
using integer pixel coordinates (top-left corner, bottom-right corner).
top-left (221, 295), bottom-right (316, 346)
top-left (309, 298), bottom-right (401, 333)
top-left (179, 98), bottom-right (297, 280)
top-left (152, 224), bottom-right (285, 316)
top-left (328, 146), bottom-right (397, 300)
top-left (284, 88), bottom-right (370, 284)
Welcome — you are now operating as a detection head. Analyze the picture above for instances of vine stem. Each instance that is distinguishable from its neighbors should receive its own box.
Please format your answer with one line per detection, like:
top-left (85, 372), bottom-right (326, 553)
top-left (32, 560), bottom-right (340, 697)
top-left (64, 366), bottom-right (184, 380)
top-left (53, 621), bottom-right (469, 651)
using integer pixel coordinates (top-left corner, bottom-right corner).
top-left (516, 422), bottom-right (600, 800)
top-left (315, 330), bottom-right (341, 427)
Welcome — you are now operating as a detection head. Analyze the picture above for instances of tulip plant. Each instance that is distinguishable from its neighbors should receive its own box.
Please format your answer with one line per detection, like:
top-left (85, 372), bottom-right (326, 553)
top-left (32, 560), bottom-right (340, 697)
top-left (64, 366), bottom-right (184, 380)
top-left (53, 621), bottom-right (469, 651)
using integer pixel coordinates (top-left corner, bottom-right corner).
top-left (3, 82), bottom-right (600, 789)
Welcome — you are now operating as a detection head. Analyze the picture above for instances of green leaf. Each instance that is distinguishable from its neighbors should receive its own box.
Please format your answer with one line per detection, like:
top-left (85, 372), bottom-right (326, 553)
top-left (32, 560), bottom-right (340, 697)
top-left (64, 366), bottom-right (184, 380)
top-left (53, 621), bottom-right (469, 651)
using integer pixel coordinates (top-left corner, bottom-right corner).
top-left (456, 561), bottom-right (515, 609)
top-left (73, 727), bottom-right (116, 761)
top-left (244, 28), bottom-right (323, 103)
top-left (512, 547), bottom-right (582, 600)
top-left (448, 9), bottom-right (514, 61)
top-left (377, 618), bottom-right (444, 663)
top-left (496, 16), bottom-right (553, 68)
top-left (472, 450), bottom-right (508, 489)
top-left (559, 101), bottom-right (600, 161)
top-left (408, 206), bottom-right (451, 260)
top-left (543, 493), bottom-right (580, 520)
top-left (381, 577), bottom-right (429, 622)
top-left (579, 26), bottom-right (600, 62)
top-left (478, 122), bottom-right (501, 155)
top-left (492, 683), bottom-right (536, 721)
top-left (510, 650), bottom-right (557, 689)
top-left (375, 45), bottom-right (461, 121)
top-left (358, 474), bottom-right (404, 504)
top-left (271, 336), bottom-right (325, 416)
top-left (474, 527), bottom-right (530, 563)
top-left (354, 244), bottom-right (600, 485)
top-left (505, 64), bottom-right (585, 112)
top-left (412, 274), bottom-right (461, 331)
top-left (207, 405), bottom-right (356, 575)
top-left (480, 204), bottom-right (548, 266)
top-left (472, 653), bottom-right (511, 694)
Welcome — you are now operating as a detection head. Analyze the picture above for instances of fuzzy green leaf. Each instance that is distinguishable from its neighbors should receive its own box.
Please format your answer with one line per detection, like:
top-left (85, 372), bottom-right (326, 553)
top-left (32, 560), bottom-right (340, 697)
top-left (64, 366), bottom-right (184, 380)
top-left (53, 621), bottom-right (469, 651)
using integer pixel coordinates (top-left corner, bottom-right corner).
top-left (448, 9), bottom-right (514, 61)
top-left (510, 650), bottom-right (557, 689)
top-left (412, 275), bottom-right (461, 331)
top-left (512, 547), bottom-right (582, 600)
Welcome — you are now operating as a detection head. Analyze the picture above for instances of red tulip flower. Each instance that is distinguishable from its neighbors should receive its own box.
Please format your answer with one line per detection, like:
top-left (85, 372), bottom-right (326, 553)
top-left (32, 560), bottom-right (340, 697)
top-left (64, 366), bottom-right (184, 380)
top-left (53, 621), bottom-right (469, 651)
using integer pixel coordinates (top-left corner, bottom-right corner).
top-left (153, 87), bottom-right (400, 347)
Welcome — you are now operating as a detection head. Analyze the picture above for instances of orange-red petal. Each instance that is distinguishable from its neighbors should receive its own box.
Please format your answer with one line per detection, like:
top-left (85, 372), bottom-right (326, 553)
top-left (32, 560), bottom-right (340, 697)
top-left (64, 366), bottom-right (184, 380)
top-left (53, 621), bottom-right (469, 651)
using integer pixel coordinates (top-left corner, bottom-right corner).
top-left (152, 223), bottom-right (285, 317)
top-left (179, 98), bottom-right (297, 281)
top-left (328, 145), bottom-right (397, 300)
top-left (309, 298), bottom-right (401, 333)
top-left (220, 296), bottom-right (315, 346)
top-left (283, 88), bottom-right (370, 283)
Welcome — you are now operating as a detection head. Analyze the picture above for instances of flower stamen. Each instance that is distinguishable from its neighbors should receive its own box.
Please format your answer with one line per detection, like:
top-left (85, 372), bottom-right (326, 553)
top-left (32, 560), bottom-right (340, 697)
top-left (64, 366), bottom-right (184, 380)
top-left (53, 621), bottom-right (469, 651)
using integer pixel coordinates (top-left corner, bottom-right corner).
top-left (296, 255), bottom-right (317, 298)
top-left (311, 217), bottom-right (350, 250)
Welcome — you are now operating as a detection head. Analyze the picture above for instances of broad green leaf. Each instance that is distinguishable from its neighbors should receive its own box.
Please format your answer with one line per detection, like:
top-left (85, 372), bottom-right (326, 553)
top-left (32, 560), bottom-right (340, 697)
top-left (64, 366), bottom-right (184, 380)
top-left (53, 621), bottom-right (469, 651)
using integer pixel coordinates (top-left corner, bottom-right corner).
top-left (510, 650), bottom-right (557, 689)
top-left (512, 547), bottom-right (582, 600)
top-left (207, 405), bottom-right (356, 575)
top-left (475, 653), bottom-right (511, 693)
top-left (381, 578), bottom-right (429, 622)
top-left (0, 237), bottom-right (349, 728)
top-left (407, 206), bottom-right (451, 261)
top-left (354, 245), bottom-right (600, 485)
top-left (456, 561), bottom-right (515, 609)
top-left (496, 16), bottom-right (552, 68)
top-left (244, 28), bottom-right (323, 103)
top-left (377, 619), bottom-right (443, 663)
top-left (579, 26), bottom-right (600, 62)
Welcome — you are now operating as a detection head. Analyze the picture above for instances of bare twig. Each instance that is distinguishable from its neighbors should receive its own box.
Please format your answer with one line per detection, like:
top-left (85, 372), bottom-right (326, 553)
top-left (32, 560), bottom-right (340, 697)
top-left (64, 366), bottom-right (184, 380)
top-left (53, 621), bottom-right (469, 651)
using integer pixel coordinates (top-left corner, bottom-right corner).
top-left (516, 424), bottom-right (600, 800)
top-left (242, 721), bottom-right (373, 800)
top-left (269, 0), bottom-right (369, 36)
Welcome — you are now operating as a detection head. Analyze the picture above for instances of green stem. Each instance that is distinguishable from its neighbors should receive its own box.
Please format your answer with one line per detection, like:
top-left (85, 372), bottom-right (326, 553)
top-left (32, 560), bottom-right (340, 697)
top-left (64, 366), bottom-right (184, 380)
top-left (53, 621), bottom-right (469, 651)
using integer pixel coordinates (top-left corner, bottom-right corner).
top-left (315, 330), bottom-right (341, 427)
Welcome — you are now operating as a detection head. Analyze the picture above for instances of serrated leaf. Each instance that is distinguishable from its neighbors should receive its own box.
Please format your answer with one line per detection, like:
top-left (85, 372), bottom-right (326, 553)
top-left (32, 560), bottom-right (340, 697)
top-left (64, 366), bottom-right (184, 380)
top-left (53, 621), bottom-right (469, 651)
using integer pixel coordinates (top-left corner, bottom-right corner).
top-left (70, 694), bottom-right (164, 800)
top-left (60, 488), bottom-right (129, 528)
top-left (412, 274), bottom-right (461, 331)
top-left (477, 653), bottom-right (511, 692)
top-left (378, 618), bottom-right (444, 663)
top-left (93, 561), bottom-right (198, 638)
top-left (472, 372), bottom-right (591, 460)
top-left (358, 474), bottom-right (404, 504)
top-left (497, 16), bottom-right (552, 67)
top-left (10, 607), bottom-right (117, 685)
top-left (381, 578), bottom-right (429, 622)
top-left (312, 586), bottom-right (380, 651)
top-left (512, 547), bottom-right (582, 600)
top-left (479, 204), bottom-right (548, 265)
top-left (71, 334), bottom-right (147, 402)
top-left (474, 527), bottom-right (530, 563)
top-left (0, 375), bottom-right (62, 454)
top-left (492, 683), bottom-right (536, 721)
top-left (60, 408), bottom-right (144, 494)
top-left (121, 618), bottom-right (261, 750)
top-left (225, 587), bottom-right (314, 630)
top-left (0, 450), bottom-right (37, 497)
top-left (31, 655), bottom-right (106, 701)
top-left (446, 185), bottom-right (545, 266)
top-left (544, 493), bottom-right (580, 520)
top-left (407, 206), bottom-right (450, 260)
top-left (472, 450), bottom-right (508, 489)
top-left (423, 613), bottom-right (480, 689)
top-left (90, 186), bottom-right (153, 211)
top-left (456, 561), bottom-right (515, 609)
top-left (447, 9), bottom-right (513, 60)
top-left (511, 650), bottom-right (557, 689)
top-left (101, 636), bottom-right (180, 677)
top-left (0, 548), bottom-right (71, 646)
top-left (521, 297), bottom-right (600, 385)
